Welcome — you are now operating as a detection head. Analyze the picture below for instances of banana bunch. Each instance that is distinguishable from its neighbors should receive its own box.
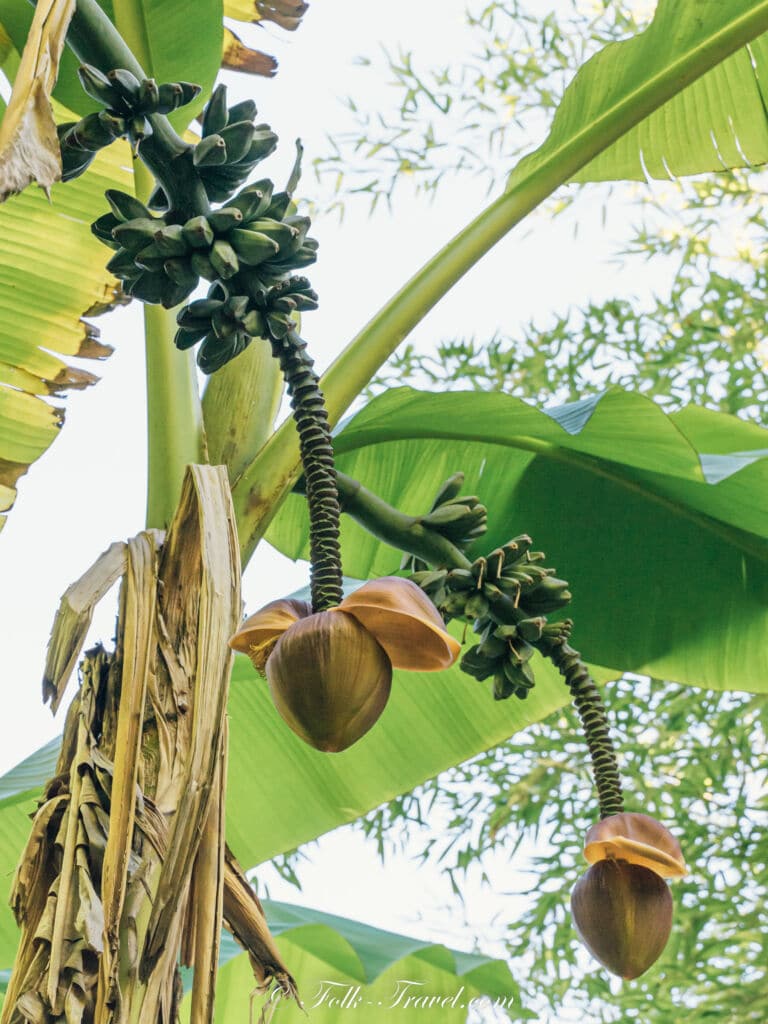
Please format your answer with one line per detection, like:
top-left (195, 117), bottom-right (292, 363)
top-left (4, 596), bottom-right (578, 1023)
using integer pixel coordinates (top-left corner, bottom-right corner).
top-left (59, 65), bottom-right (201, 180)
top-left (401, 472), bottom-right (488, 573)
top-left (190, 84), bottom-right (278, 203)
top-left (410, 534), bottom-right (573, 700)
top-left (58, 112), bottom-right (125, 181)
top-left (92, 176), bottom-right (318, 310)
top-left (175, 276), bottom-right (318, 374)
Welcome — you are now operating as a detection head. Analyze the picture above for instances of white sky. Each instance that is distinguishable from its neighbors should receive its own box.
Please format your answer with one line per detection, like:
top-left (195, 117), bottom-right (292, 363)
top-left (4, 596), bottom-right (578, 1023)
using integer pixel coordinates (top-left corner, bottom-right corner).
top-left (0, 2), bottom-right (676, 1018)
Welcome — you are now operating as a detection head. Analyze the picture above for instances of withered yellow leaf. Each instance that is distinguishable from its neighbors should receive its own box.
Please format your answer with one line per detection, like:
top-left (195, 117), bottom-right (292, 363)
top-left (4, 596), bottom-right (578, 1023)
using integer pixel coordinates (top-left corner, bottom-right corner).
top-left (0, 0), bottom-right (75, 200)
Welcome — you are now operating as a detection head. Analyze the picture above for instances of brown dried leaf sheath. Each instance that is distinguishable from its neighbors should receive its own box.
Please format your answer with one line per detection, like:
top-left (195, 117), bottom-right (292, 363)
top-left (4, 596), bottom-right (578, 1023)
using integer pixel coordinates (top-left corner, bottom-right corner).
top-left (2, 466), bottom-right (295, 1023)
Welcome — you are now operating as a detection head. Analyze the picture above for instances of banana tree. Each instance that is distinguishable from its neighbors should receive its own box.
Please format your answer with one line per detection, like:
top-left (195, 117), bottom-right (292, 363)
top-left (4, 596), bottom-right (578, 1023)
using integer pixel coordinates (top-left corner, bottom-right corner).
top-left (3, 0), bottom-right (768, 1020)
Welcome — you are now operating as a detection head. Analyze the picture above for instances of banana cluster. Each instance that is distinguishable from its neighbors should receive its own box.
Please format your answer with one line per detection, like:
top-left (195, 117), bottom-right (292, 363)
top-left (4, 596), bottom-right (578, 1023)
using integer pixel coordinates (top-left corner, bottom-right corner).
top-left (59, 65), bottom-right (201, 179)
top-left (411, 534), bottom-right (573, 700)
top-left (188, 84), bottom-right (278, 204)
top-left (402, 472), bottom-right (488, 573)
top-left (84, 76), bottom-right (320, 371)
top-left (175, 276), bottom-right (317, 373)
top-left (92, 178), bottom-right (318, 315)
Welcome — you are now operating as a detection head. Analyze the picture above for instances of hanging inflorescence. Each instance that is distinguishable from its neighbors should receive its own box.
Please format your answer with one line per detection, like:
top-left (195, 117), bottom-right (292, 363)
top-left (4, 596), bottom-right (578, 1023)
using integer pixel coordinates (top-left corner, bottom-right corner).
top-left (407, 475), bottom-right (624, 819)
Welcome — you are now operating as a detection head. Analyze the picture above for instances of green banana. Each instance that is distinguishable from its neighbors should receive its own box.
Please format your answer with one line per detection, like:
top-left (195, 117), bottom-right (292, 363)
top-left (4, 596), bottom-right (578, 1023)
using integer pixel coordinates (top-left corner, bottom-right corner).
top-left (194, 134), bottom-right (228, 167)
top-left (153, 224), bottom-right (189, 257)
top-left (77, 64), bottom-right (118, 107)
top-left (465, 592), bottom-right (490, 619)
top-left (522, 577), bottom-right (572, 613)
top-left (218, 121), bottom-right (255, 164)
top-left (233, 128), bottom-right (277, 164)
top-left (162, 276), bottom-right (195, 310)
top-left (226, 181), bottom-right (273, 221)
top-left (157, 82), bottom-right (184, 114)
top-left (516, 617), bottom-right (545, 642)
top-left (211, 306), bottom-right (238, 340)
top-left (445, 569), bottom-right (475, 591)
top-left (265, 312), bottom-right (292, 339)
top-left (207, 207), bottom-right (244, 234)
top-left (198, 331), bottom-right (248, 374)
top-left (202, 83), bottom-right (229, 137)
top-left (227, 98), bottom-right (257, 123)
top-left (126, 270), bottom-right (167, 304)
top-left (242, 310), bottom-right (266, 337)
top-left (432, 472), bottom-right (465, 508)
top-left (163, 258), bottom-right (198, 292)
top-left (460, 645), bottom-right (495, 681)
top-left (264, 191), bottom-right (292, 219)
top-left (423, 503), bottom-right (474, 527)
top-left (128, 115), bottom-right (152, 147)
top-left (112, 218), bottom-right (161, 254)
top-left (175, 325), bottom-right (209, 350)
top-left (138, 78), bottom-right (160, 111)
top-left (182, 216), bottom-right (214, 250)
top-left (106, 249), bottom-right (140, 277)
top-left (108, 68), bottom-right (141, 107)
top-left (133, 244), bottom-right (165, 273)
top-left (209, 239), bottom-right (239, 279)
top-left (245, 218), bottom-right (298, 250)
top-left (177, 299), bottom-right (223, 328)
top-left (105, 189), bottom-right (151, 222)
top-left (190, 252), bottom-right (218, 281)
top-left (229, 228), bottom-right (279, 265)
top-left (67, 111), bottom-right (124, 151)
top-left (91, 213), bottom-right (122, 248)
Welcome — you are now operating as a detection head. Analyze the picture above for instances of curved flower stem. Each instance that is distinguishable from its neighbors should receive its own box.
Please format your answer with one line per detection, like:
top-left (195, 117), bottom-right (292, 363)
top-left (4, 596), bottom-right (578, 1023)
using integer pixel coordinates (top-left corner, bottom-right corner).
top-left (538, 635), bottom-right (624, 819)
top-left (328, 470), bottom-right (473, 570)
top-left (271, 329), bottom-right (343, 612)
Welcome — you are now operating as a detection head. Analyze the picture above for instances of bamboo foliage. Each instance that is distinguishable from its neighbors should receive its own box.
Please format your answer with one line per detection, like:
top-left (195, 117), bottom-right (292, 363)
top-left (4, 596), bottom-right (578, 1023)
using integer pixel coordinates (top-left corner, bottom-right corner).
top-left (1, 466), bottom-right (294, 1023)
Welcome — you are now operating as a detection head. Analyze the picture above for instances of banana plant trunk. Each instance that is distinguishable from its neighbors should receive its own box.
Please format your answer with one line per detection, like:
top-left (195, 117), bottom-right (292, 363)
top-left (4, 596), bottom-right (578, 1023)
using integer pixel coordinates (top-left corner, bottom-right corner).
top-left (1, 466), bottom-right (294, 1024)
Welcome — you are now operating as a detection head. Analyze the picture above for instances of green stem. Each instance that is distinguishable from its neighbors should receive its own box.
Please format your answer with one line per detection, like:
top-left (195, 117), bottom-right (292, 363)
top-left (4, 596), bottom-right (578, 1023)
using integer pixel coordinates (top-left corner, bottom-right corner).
top-left (272, 330), bottom-right (343, 611)
top-left (65, 5), bottom-right (207, 526)
top-left (141, 161), bottom-right (205, 527)
top-left (144, 301), bottom-right (206, 528)
top-left (331, 471), bottom-right (472, 570)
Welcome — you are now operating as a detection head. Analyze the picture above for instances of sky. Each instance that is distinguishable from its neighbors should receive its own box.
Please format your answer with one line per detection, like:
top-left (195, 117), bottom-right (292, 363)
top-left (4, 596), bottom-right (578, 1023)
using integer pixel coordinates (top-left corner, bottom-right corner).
top-left (0, 1), bottom-right (673, 1019)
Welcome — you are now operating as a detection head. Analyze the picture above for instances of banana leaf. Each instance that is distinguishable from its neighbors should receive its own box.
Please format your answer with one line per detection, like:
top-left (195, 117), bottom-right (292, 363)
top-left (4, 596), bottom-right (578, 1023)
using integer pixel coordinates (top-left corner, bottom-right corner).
top-left (267, 387), bottom-right (768, 694)
top-left (509, 0), bottom-right (768, 186)
top-left (180, 900), bottom-right (527, 1023)
top-left (0, 91), bottom-right (132, 530)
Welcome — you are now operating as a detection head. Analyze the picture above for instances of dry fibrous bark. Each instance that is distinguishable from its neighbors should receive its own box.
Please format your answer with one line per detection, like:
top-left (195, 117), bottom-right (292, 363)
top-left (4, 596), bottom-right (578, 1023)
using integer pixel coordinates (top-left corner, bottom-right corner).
top-left (2, 466), bottom-right (295, 1024)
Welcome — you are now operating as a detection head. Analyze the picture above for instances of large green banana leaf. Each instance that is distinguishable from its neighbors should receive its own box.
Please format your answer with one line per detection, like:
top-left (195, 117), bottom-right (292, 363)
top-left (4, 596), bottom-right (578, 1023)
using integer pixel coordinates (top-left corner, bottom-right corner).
top-left (509, 0), bottom-right (768, 187)
top-left (180, 901), bottom-right (525, 1023)
top-left (267, 387), bottom-right (768, 694)
top-left (0, 642), bottom-right (613, 965)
